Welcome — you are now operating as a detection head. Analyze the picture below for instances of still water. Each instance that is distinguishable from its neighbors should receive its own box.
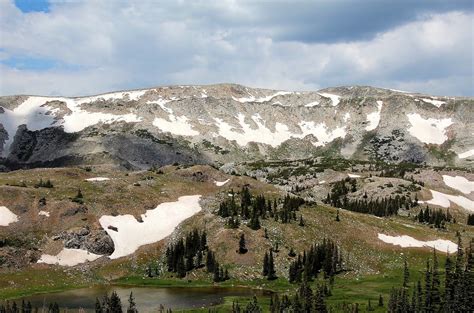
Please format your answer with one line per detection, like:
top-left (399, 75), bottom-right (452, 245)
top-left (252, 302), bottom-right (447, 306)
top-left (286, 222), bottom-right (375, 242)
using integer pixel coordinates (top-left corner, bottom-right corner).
top-left (16, 285), bottom-right (271, 312)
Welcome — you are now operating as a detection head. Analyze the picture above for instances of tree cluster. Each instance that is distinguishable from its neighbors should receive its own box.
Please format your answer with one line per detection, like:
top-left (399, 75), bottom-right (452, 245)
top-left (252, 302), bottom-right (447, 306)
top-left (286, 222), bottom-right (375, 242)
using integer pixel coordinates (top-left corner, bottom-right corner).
top-left (165, 229), bottom-right (207, 278)
top-left (288, 239), bottom-right (343, 283)
top-left (324, 178), bottom-right (414, 217)
top-left (416, 207), bottom-right (452, 229)
top-left (206, 250), bottom-right (229, 282)
top-left (262, 250), bottom-right (277, 280)
top-left (94, 291), bottom-right (123, 313)
top-left (217, 187), bottom-right (305, 230)
top-left (388, 237), bottom-right (474, 312)
top-left (467, 214), bottom-right (474, 226)
top-left (34, 178), bottom-right (54, 188)
top-left (270, 282), bottom-right (330, 313)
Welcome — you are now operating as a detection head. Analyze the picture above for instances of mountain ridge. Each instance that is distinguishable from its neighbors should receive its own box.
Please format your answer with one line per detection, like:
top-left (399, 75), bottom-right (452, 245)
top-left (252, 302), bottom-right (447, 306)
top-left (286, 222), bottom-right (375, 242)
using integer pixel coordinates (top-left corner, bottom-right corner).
top-left (0, 84), bottom-right (473, 171)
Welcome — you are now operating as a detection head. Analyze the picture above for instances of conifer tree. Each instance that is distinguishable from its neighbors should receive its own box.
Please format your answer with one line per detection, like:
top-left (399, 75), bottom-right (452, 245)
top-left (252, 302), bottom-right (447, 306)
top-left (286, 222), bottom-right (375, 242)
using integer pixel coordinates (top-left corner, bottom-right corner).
top-left (238, 233), bottom-right (248, 254)
top-left (267, 250), bottom-right (277, 280)
top-left (262, 252), bottom-right (269, 277)
top-left (127, 292), bottom-right (138, 313)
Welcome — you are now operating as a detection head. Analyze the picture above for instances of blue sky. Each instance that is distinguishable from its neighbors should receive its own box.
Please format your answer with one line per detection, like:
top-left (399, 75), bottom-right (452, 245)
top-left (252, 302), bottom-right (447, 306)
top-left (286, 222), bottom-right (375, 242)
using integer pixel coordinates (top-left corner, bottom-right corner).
top-left (0, 0), bottom-right (472, 96)
top-left (14, 0), bottom-right (49, 13)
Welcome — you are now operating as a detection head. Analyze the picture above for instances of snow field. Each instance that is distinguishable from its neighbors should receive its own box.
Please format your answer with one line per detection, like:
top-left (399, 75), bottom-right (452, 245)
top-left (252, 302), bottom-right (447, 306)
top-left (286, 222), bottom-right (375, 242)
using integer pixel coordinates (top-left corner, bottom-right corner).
top-left (406, 113), bottom-right (453, 145)
top-left (442, 175), bottom-right (474, 194)
top-left (99, 195), bottom-right (202, 259)
top-left (378, 234), bottom-right (457, 253)
top-left (0, 206), bottom-right (18, 226)
top-left (38, 248), bottom-right (102, 266)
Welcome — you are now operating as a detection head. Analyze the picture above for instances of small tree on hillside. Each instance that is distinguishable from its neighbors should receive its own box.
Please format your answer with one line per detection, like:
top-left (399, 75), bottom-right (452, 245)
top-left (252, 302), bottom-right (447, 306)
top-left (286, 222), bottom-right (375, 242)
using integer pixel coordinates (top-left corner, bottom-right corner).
top-left (238, 234), bottom-right (248, 254)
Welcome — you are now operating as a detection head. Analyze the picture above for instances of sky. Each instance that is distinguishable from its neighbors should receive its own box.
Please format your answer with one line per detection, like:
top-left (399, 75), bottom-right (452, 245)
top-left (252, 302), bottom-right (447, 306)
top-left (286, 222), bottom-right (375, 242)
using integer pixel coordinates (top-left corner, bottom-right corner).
top-left (0, 0), bottom-right (472, 97)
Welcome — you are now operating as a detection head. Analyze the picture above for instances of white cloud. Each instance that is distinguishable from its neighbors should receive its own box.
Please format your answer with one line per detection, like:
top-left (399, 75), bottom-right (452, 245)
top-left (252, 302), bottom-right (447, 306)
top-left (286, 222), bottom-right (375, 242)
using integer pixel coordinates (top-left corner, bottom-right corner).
top-left (0, 1), bottom-right (472, 96)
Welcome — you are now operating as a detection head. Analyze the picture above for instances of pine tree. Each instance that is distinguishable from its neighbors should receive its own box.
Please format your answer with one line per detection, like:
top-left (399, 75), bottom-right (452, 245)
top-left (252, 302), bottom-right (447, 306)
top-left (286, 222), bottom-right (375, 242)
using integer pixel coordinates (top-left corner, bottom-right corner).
top-left (109, 291), bottom-right (123, 313)
top-left (335, 210), bottom-right (340, 222)
top-left (238, 234), bottom-right (248, 254)
top-left (262, 252), bottom-right (269, 277)
top-left (127, 292), bottom-right (137, 313)
top-left (267, 250), bottom-right (277, 280)
top-left (378, 294), bottom-right (384, 307)
top-left (431, 249), bottom-right (441, 311)
top-left (403, 257), bottom-right (409, 288)
top-left (95, 299), bottom-right (103, 313)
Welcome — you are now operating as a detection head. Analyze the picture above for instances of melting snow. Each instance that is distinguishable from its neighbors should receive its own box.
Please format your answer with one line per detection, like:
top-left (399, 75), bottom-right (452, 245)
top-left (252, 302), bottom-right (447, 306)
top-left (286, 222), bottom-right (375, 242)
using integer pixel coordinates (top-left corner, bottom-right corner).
top-left (348, 173), bottom-right (361, 178)
top-left (38, 248), bottom-right (102, 266)
top-left (365, 101), bottom-right (383, 131)
top-left (38, 211), bottom-right (50, 217)
top-left (85, 177), bottom-right (110, 182)
top-left (147, 99), bottom-right (174, 114)
top-left (99, 195), bottom-right (202, 259)
top-left (153, 115), bottom-right (199, 137)
top-left (215, 179), bottom-right (230, 186)
top-left (0, 95), bottom-right (143, 156)
top-left (378, 233), bottom-right (457, 253)
top-left (318, 93), bottom-right (341, 106)
top-left (343, 113), bottom-right (351, 122)
top-left (406, 113), bottom-right (453, 145)
top-left (214, 114), bottom-right (346, 147)
top-left (305, 101), bottom-right (320, 108)
top-left (458, 149), bottom-right (474, 159)
top-left (442, 175), bottom-right (474, 194)
top-left (421, 190), bottom-right (474, 212)
top-left (0, 206), bottom-right (18, 226)
top-left (421, 98), bottom-right (446, 108)
top-left (232, 91), bottom-right (292, 103)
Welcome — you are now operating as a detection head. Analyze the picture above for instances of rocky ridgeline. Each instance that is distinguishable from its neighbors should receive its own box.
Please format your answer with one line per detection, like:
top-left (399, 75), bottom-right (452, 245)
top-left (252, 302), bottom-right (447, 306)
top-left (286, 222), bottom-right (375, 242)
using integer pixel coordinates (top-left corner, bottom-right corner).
top-left (0, 84), bottom-right (472, 171)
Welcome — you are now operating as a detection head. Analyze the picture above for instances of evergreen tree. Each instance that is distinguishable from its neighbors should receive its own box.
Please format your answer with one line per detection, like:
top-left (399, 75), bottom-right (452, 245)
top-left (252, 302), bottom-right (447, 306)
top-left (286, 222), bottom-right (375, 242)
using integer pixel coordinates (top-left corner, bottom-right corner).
top-left (262, 252), bottom-right (269, 277)
top-left (238, 234), bottom-right (248, 254)
top-left (109, 291), bottom-right (123, 313)
top-left (267, 250), bottom-right (277, 280)
top-left (95, 298), bottom-right (102, 313)
top-left (378, 294), bottom-right (384, 307)
top-left (403, 257), bottom-right (409, 288)
top-left (126, 292), bottom-right (138, 313)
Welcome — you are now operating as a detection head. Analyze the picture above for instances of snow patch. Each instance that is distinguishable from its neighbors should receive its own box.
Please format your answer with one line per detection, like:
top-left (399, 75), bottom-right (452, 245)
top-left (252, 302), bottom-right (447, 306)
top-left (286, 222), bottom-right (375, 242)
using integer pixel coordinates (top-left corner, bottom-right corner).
top-left (421, 190), bottom-right (474, 212)
top-left (318, 93), bottom-right (341, 106)
top-left (442, 175), bottom-right (474, 194)
top-left (147, 99), bottom-right (174, 114)
top-left (38, 248), bottom-right (102, 266)
top-left (0, 206), bottom-right (18, 226)
top-left (215, 179), bottom-right (230, 187)
top-left (406, 113), bottom-right (453, 145)
top-left (0, 95), bottom-right (144, 156)
top-left (365, 101), bottom-right (383, 131)
top-left (304, 101), bottom-right (320, 108)
top-left (153, 115), bottom-right (199, 137)
top-left (214, 114), bottom-right (346, 148)
top-left (378, 233), bottom-right (457, 253)
top-left (348, 173), bottom-right (361, 178)
top-left (38, 211), bottom-right (50, 217)
top-left (99, 195), bottom-right (202, 259)
top-left (343, 113), bottom-right (350, 122)
top-left (421, 98), bottom-right (446, 108)
top-left (85, 177), bottom-right (110, 182)
top-left (232, 91), bottom-right (292, 103)
top-left (458, 149), bottom-right (474, 159)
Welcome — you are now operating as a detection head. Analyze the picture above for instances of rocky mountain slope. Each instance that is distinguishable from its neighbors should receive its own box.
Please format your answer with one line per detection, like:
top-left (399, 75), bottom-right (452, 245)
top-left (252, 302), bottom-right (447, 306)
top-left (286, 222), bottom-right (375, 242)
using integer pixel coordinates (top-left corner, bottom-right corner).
top-left (0, 84), bottom-right (473, 170)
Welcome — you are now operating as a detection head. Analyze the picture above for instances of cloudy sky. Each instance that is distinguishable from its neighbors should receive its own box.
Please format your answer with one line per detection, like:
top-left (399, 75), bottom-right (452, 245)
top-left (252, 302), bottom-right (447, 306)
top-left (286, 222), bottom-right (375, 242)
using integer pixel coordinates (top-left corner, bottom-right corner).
top-left (0, 0), bottom-right (472, 96)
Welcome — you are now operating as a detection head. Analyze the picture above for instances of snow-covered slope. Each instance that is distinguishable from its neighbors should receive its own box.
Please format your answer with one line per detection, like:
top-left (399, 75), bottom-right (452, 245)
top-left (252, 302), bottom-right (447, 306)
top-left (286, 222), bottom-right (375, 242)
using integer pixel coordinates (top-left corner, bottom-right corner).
top-left (0, 84), bottom-right (472, 169)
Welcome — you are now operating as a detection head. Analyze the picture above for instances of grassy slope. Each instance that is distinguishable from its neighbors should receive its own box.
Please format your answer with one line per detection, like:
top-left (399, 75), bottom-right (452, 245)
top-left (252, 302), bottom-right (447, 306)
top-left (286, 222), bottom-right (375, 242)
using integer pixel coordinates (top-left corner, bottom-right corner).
top-left (0, 165), bottom-right (472, 312)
